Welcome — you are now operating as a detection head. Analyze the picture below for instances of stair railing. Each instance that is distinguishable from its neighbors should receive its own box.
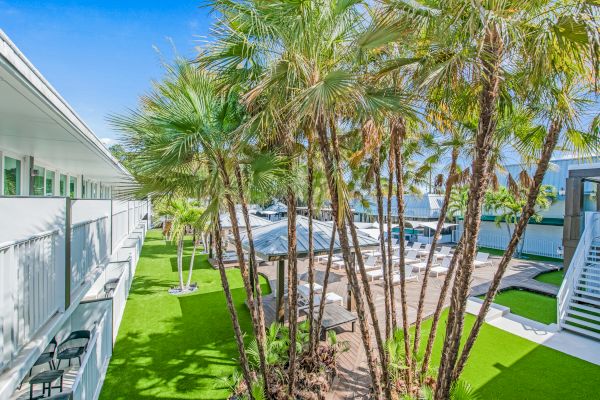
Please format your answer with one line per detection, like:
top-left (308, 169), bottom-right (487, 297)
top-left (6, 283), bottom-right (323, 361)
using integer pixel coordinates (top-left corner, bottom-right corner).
top-left (558, 212), bottom-right (600, 328)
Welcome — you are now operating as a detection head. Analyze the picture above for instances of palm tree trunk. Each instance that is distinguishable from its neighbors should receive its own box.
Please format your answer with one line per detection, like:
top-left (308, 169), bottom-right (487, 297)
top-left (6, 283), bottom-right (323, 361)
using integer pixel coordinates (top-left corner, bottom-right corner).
top-left (286, 189), bottom-right (299, 397)
top-left (329, 120), bottom-right (392, 398)
top-left (315, 223), bottom-right (337, 343)
top-left (186, 234), bottom-right (198, 288)
top-left (214, 221), bottom-right (254, 399)
top-left (412, 148), bottom-right (458, 379)
top-left (316, 116), bottom-right (383, 399)
top-left (391, 118), bottom-right (412, 391)
top-left (420, 236), bottom-right (463, 380)
top-left (374, 152), bottom-right (392, 340)
top-left (217, 158), bottom-right (268, 394)
top-left (233, 165), bottom-right (271, 394)
top-left (307, 140), bottom-right (318, 356)
top-left (386, 149), bottom-right (398, 330)
top-left (435, 27), bottom-right (503, 400)
top-left (452, 120), bottom-right (561, 379)
top-left (177, 239), bottom-right (185, 291)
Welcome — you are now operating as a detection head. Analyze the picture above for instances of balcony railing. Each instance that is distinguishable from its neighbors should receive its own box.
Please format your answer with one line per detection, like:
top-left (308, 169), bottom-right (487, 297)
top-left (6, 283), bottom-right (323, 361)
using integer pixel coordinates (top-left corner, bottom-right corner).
top-left (0, 197), bottom-right (149, 379)
top-left (71, 217), bottom-right (110, 293)
top-left (0, 230), bottom-right (62, 371)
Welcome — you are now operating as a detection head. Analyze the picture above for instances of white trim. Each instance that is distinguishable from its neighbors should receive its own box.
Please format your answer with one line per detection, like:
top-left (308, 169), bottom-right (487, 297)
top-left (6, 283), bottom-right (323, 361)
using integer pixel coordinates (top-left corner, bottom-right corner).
top-left (568, 162), bottom-right (600, 171)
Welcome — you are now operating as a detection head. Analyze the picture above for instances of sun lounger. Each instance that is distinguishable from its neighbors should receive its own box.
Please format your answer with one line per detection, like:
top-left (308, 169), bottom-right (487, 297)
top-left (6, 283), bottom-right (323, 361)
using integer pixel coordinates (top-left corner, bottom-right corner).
top-left (434, 246), bottom-right (452, 260)
top-left (298, 283), bottom-right (343, 310)
top-left (473, 252), bottom-right (492, 267)
top-left (391, 264), bottom-right (419, 284)
top-left (410, 242), bottom-right (423, 251)
top-left (430, 257), bottom-right (451, 277)
top-left (417, 243), bottom-right (432, 257)
top-left (412, 259), bottom-right (439, 272)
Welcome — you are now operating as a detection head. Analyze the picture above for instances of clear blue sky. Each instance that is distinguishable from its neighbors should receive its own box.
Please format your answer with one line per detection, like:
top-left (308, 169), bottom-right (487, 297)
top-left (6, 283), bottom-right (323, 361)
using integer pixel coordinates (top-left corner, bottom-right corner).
top-left (1, 0), bottom-right (213, 144)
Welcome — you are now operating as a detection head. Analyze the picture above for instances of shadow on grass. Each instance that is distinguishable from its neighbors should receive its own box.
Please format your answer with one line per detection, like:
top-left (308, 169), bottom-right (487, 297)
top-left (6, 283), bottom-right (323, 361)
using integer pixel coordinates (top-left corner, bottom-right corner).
top-left (100, 286), bottom-right (254, 400)
top-left (476, 345), bottom-right (600, 399)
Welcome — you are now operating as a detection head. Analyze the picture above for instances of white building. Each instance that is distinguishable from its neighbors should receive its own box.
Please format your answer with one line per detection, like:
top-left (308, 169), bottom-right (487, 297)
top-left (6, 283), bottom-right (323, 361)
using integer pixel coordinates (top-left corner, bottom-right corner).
top-left (457, 156), bottom-right (600, 259)
top-left (0, 30), bottom-right (149, 399)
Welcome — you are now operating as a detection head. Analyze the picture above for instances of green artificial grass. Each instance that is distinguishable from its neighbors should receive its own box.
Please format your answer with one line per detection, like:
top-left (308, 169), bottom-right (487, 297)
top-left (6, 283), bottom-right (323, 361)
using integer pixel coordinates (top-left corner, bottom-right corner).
top-left (419, 312), bottom-right (600, 399)
top-left (477, 246), bottom-right (562, 263)
top-left (534, 270), bottom-right (564, 287)
top-left (99, 230), bottom-right (271, 400)
top-left (478, 289), bottom-right (557, 325)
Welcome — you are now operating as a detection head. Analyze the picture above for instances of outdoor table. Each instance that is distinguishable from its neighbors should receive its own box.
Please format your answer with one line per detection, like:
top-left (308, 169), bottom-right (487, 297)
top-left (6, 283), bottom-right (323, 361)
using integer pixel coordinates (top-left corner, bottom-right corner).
top-left (29, 369), bottom-right (64, 399)
top-left (314, 304), bottom-right (357, 339)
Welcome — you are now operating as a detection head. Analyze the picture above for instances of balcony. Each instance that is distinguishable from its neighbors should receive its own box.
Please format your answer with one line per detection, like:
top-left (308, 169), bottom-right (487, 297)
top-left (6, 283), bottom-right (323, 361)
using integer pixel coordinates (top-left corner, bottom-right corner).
top-left (0, 196), bottom-right (150, 399)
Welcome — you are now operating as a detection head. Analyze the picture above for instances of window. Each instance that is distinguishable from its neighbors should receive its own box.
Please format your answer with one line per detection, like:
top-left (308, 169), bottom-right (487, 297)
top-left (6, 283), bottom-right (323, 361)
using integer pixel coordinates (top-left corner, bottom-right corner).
top-left (32, 165), bottom-right (45, 196)
top-left (45, 170), bottom-right (55, 196)
top-left (69, 176), bottom-right (77, 198)
top-left (3, 156), bottom-right (21, 195)
top-left (60, 174), bottom-right (67, 196)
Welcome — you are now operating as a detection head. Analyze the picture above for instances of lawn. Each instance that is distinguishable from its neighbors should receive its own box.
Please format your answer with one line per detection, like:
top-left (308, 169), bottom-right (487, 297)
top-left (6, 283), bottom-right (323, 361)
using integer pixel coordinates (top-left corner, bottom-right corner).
top-left (478, 289), bottom-right (557, 324)
top-left (534, 269), bottom-right (564, 287)
top-left (477, 246), bottom-right (562, 263)
top-left (421, 312), bottom-right (600, 399)
top-left (99, 229), bottom-right (271, 400)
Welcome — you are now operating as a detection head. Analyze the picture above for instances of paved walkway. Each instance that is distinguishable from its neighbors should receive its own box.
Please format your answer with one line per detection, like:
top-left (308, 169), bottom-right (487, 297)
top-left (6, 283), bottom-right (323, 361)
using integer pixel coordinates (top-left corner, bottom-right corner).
top-left (256, 251), bottom-right (561, 399)
top-left (467, 299), bottom-right (600, 366)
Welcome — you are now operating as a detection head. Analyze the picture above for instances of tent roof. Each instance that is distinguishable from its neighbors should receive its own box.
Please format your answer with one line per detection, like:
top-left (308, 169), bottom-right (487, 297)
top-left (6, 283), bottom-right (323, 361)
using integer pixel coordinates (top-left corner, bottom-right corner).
top-left (405, 220), bottom-right (457, 230)
top-left (241, 216), bottom-right (379, 261)
top-left (220, 211), bottom-right (272, 229)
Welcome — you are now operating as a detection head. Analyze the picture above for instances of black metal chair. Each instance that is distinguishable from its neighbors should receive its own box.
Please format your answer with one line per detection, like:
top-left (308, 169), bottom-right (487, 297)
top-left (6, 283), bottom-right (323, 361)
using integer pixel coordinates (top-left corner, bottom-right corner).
top-left (27, 337), bottom-right (57, 378)
top-left (56, 330), bottom-right (90, 369)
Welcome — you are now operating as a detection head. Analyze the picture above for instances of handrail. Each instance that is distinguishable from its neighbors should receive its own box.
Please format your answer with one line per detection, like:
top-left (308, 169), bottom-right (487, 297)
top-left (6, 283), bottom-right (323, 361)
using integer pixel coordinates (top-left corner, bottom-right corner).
top-left (557, 212), bottom-right (600, 327)
top-left (0, 229), bottom-right (59, 250)
top-left (72, 215), bottom-right (109, 229)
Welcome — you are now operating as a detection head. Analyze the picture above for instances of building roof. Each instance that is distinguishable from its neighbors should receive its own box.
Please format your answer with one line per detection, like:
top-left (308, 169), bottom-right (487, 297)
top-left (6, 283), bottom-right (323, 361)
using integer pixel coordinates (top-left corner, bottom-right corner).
top-left (219, 211), bottom-right (272, 229)
top-left (502, 156), bottom-right (600, 194)
top-left (351, 194), bottom-right (445, 219)
top-left (0, 29), bottom-right (130, 182)
top-left (241, 215), bottom-right (379, 260)
top-left (264, 201), bottom-right (288, 213)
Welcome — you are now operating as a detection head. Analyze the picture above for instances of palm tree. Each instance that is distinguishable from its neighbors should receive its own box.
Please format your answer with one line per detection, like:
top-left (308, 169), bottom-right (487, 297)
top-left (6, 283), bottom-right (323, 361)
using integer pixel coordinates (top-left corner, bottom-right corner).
top-left (165, 198), bottom-right (203, 291)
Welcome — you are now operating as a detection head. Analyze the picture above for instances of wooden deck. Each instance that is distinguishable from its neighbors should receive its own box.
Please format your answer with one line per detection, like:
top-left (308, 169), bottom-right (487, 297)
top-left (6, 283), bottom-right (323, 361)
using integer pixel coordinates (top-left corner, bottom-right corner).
top-left (255, 251), bottom-right (560, 399)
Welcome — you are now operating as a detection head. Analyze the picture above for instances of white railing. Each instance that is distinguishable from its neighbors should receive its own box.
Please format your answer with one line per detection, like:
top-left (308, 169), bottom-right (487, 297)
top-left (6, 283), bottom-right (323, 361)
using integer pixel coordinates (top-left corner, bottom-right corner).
top-left (558, 212), bottom-right (600, 328)
top-left (71, 303), bottom-right (113, 400)
top-left (0, 230), bottom-right (62, 371)
top-left (107, 261), bottom-right (132, 342)
top-left (111, 210), bottom-right (128, 250)
top-left (71, 217), bottom-right (109, 294)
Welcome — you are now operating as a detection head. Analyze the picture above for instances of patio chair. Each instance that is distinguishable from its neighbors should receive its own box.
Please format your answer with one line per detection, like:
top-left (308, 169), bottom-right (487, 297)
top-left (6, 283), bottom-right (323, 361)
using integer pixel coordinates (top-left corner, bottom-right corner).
top-left (417, 243), bottom-right (432, 257)
top-left (473, 252), bottom-right (492, 268)
top-left (412, 258), bottom-right (439, 272)
top-left (30, 337), bottom-right (57, 375)
top-left (404, 250), bottom-right (420, 264)
top-left (392, 264), bottom-right (419, 284)
top-left (430, 257), bottom-right (451, 277)
top-left (56, 330), bottom-right (90, 369)
top-left (411, 242), bottom-right (423, 251)
top-left (434, 246), bottom-right (452, 260)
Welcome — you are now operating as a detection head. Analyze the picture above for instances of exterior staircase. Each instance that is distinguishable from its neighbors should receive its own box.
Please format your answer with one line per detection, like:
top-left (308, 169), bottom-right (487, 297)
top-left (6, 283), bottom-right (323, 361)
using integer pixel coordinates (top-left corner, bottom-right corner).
top-left (558, 213), bottom-right (600, 340)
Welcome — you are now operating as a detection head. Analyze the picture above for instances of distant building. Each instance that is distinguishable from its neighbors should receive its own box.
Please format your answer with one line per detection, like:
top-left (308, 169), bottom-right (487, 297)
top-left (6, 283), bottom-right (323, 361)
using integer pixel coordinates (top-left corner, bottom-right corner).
top-left (458, 156), bottom-right (600, 259)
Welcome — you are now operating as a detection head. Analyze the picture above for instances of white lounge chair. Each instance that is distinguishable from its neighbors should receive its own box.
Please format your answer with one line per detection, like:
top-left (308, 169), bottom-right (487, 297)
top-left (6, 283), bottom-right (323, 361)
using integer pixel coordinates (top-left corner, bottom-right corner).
top-left (366, 267), bottom-right (385, 281)
top-left (434, 246), bottom-right (452, 260)
top-left (412, 258), bottom-right (439, 272)
top-left (410, 242), bottom-right (423, 251)
top-left (404, 250), bottom-right (420, 264)
top-left (417, 243), bottom-right (432, 257)
top-left (361, 255), bottom-right (380, 271)
top-left (473, 252), bottom-right (492, 268)
top-left (430, 257), bottom-right (451, 277)
top-left (298, 283), bottom-right (343, 310)
top-left (392, 264), bottom-right (419, 284)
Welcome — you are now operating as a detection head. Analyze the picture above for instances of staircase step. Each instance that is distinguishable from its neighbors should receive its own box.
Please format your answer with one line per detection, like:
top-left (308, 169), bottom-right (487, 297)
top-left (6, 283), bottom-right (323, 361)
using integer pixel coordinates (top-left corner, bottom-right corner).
top-left (582, 269), bottom-right (600, 278)
top-left (578, 277), bottom-right (600, 286)
top-left (566, 308), bottom-right (600, 323)
top-left (562, 323), bottom-right (600, 340)
top-left (571, 294), bottom-right (600, 307)
top-left (564, 316), bottom-right (600, 331)
top-left (574, 289), bottom-right (600, 299)
top-left (569, 303), bottom-right (600, 316)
